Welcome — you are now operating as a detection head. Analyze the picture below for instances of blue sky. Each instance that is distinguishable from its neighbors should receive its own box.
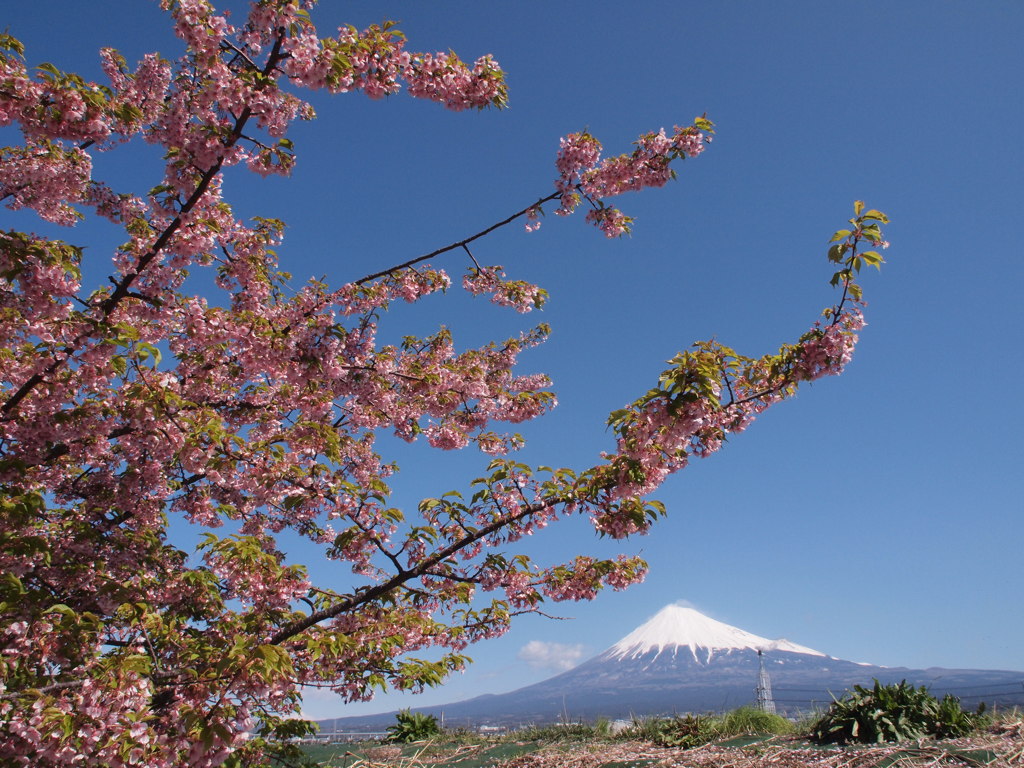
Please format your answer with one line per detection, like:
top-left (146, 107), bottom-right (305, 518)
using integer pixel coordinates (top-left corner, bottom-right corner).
top-left (4, 2), bottom-right (1023, 721)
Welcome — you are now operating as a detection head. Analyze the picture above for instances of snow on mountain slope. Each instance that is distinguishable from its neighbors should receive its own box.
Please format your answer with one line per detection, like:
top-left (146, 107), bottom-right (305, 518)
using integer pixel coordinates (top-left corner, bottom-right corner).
top-left (606, 604), bottom-right (825, 663)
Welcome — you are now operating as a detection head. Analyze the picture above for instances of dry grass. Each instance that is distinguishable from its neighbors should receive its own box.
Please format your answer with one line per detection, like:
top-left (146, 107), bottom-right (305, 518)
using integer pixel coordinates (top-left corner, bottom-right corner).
top-left (322, 740), bottom-right (506, 768)
top-left (317, 717), bottom-right (1024, 768)
top-left (486, 723), bottom-right (1024, 768)
top-left (484, 742), bottom-right (995, 767)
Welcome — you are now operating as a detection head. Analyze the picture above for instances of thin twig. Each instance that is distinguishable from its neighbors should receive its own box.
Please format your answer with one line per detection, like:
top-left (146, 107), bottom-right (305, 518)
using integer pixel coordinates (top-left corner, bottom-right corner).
top-left (352, 192), bottom-right (561, 285)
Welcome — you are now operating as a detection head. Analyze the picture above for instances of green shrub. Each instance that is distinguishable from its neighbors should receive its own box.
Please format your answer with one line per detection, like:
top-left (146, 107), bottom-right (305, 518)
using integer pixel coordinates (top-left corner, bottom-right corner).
top-left (933, 695), bottom-right (991, 738)
top-left (651, 714), bottom-right (712, 749)
top-left (613, 715), bottom-right (662, 742)
top-left (711, 706), bottom-right (794, 738)
top-left (385, 709), bottom-right (442, 743)
top-left (618, 708), bottom-right (792, 748)
top-left (512, 721), bottom-right (600, 742)
top-left (810, 680), bottom-right (987, 744)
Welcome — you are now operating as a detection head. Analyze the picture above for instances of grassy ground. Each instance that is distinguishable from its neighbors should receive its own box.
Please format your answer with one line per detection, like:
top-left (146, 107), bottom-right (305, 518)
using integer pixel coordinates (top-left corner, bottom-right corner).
top-left (299, 709), bottom-right (1024, 767)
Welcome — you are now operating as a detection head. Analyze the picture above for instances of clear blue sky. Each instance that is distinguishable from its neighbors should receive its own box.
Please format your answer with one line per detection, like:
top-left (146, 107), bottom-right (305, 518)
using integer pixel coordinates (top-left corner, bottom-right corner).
top-left (4, 2), bottom-right (1022, 721)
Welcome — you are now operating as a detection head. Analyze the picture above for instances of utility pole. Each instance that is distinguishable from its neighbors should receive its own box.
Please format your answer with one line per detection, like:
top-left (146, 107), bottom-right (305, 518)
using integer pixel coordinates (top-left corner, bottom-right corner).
top-left (755, 650), bottom-right (777, 714)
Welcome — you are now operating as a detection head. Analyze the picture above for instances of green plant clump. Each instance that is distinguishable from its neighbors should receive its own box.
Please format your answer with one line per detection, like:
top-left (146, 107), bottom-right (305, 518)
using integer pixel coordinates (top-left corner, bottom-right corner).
top-left (615, 708), bottom-right (792, 748)
top-left (713, 706), bottom-right (794, 738)
top-left (513, 721), bottom-right (602, 742)
top-left (651, 714), bottom-right (711, 749)
top-left (810, 680), bottom-right (988, 744)
top-left (385, 709), bottom-right (442, 743)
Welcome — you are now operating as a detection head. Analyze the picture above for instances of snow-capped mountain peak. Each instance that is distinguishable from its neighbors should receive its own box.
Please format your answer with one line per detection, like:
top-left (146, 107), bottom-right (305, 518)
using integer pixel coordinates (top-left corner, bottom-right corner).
top-left (606, 604), bottom-right (825, 663)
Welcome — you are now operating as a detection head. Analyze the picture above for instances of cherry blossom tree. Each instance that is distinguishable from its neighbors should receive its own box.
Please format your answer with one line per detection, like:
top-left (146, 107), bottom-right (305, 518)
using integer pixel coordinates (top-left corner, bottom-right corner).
top-left (0, 1), bottom-right (888, 765)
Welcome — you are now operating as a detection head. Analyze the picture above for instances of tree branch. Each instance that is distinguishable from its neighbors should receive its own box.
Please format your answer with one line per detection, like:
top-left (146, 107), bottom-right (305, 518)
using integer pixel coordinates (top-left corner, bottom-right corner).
top-left (267, 492), bottom-right (573, 645)
top-left (352, 192), bottom-right (561, 285)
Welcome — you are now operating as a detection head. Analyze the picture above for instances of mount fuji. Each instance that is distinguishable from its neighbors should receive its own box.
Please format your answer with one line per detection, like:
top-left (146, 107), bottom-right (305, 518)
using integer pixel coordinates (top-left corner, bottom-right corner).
top-left (606, 603), bottom-right (826, 663)
top-left (319, 604), bottom-right (1024, 729)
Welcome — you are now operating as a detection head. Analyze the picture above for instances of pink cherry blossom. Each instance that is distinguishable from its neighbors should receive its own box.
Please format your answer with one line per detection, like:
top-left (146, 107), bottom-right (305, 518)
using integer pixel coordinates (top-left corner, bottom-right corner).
top-left (0, 3), bottom-right (887, 764)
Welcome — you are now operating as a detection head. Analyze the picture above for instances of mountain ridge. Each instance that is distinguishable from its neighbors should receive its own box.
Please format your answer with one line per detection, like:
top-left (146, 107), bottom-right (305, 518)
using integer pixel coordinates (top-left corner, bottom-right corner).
top-left (317, 604), bottom-right (1024, 729)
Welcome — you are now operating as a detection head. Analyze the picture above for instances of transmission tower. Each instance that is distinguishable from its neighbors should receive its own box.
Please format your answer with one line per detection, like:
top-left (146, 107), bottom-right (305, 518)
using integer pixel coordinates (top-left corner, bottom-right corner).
top-left (755, 650), bottom-right (777, 713)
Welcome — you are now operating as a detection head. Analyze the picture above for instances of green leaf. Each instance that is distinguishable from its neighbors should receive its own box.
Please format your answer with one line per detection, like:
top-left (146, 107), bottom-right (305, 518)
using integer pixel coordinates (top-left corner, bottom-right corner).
top-left (0, 34), bottom-right (26, 56)
top-left (860, 251), bottom-right (884, 269)
top-left (136, 342), bottom-right (161, 366)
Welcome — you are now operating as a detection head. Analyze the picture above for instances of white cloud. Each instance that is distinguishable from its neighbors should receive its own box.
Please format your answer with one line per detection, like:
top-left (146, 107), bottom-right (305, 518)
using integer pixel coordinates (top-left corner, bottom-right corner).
top-left (517, 640), bottom-right (587, 672)
top-left (671, 599), bottom-right (701, 611)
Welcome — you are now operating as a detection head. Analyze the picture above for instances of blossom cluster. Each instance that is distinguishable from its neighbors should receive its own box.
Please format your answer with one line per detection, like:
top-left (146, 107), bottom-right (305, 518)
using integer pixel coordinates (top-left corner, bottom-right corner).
top-left (576, 208), bottom-right (885, 541)
top-left (0, 145), bottom-right (91, 225)
top-left (279, 20), bottom-right (506, 109)
top-left (545, 120), bottom-right (712, 236)
top-left (462, 266), bottom-right (548, 313)
top-left (592, 303), bottom-right (868, 522)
